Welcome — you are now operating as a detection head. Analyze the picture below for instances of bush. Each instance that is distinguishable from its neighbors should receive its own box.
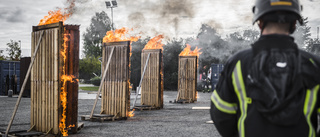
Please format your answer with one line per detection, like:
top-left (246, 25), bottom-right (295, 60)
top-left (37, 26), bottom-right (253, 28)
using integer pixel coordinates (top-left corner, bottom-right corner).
top-left (90, 76), bottom-right (101, 86)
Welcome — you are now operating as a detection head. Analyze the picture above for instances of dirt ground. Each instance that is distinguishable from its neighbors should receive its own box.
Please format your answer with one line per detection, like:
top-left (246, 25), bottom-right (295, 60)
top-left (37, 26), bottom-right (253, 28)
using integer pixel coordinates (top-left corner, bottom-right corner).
top-left (0, 91), bottom-right (221, 137)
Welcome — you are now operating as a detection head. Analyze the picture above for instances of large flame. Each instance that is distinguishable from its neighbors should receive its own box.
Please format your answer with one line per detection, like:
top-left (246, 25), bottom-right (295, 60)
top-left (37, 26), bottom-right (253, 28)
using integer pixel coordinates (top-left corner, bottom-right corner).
top-left (179, 44), bottom-right (202, 56)
top-left (103, 27), bottom-right (140, 43)
top-left (59, 30), bottom-right (77, 136)
top-left (143, 35), bottom-right (164, 50)
top-left (38, 0), bottom-right (75, 25)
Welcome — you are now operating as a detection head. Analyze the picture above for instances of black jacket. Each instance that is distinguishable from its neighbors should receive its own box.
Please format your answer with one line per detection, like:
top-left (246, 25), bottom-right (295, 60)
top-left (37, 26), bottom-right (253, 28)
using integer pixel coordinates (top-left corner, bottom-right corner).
top-left (210, 34), bottom-right (320, 137)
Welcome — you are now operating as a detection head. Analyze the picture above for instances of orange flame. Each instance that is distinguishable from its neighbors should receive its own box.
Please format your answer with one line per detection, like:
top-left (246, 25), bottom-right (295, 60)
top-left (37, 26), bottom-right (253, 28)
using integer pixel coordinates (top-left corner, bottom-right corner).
top-left (38, 0), bottom-right (75, 25)
top-left (143, 35), bottom-right (164, 50)
top-left (179, 44), bottom-right (202, 56)
top-left (103, 27), bottom-right (140, 43)
top-left (59, 30), bottom-right (78, 136)
top-left (195, 91), bottom-right (199, 99)
top-left (128, 109), bottom-right (135, 117)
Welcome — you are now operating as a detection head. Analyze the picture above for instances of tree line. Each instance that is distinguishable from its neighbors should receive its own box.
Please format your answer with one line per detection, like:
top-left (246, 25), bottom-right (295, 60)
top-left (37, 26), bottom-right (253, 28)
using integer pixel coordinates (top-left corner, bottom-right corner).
top-left (80, 11), bottom-right (319, 90)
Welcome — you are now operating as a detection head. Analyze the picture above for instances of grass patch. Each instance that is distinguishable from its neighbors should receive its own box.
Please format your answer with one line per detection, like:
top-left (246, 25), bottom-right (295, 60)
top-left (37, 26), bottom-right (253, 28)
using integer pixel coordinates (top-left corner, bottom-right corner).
top-left (79, 86), bottom-right (99, 91)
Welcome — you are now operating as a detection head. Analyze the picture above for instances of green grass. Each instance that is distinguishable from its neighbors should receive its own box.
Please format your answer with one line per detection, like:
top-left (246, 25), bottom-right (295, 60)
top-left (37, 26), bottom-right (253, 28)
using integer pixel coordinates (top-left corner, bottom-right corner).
top-left (79, 86), bottom-right (99, 91)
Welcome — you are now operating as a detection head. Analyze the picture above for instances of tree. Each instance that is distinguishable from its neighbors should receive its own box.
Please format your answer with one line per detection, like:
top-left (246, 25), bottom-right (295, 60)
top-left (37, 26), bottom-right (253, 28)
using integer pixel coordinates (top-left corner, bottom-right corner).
top-left (130, 38), bottom-right (150, 89)
top-left (79, 56), bottom-right (101, 81)
top-left (292, 17), bottom-right (311, 49)
top-left (0, 50), bottom-right (5, 60)
top-left (226, 29), bottom-right (259, 55)
top-left (82, 11), bottom-right (112, 58)
top-left (192, 24), bottom-right (227, 66)
top-left (163, 38), bottom-right (184, 90)
top-left (6, 40), bottom-right (21, 61)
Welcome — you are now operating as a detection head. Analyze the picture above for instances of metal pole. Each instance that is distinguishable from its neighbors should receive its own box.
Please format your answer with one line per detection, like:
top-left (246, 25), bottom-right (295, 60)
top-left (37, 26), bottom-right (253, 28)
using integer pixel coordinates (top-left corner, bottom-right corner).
top-left (133, 53), bottom-right (151, 108)
top-left (5, 30), bottom-right (44, 137)
top-left (111, 8), bottom-right (114, 30)
top-left (90, 46), bottom-right (115, 118)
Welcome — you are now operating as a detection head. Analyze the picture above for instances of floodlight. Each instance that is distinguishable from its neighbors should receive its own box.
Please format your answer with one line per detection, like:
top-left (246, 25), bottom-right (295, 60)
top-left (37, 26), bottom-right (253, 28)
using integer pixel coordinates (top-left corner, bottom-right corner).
top-left (111, 0), bottom-right (117, 7)
top-left (105, 1), bottom-right (112, 8)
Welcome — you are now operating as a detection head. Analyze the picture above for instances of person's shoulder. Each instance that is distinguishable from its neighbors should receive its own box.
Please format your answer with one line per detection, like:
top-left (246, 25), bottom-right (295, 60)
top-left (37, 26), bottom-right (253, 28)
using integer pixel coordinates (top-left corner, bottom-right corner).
top-left (299, 49), bottom-right (320, 61)
top-left (226, 48), bottom-right (253, 65)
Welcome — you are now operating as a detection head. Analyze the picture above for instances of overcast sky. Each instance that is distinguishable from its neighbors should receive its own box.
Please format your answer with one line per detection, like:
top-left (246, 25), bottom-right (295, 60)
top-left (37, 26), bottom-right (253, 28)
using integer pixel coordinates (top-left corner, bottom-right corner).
top-left (0, 0), bottom-right (319, 57)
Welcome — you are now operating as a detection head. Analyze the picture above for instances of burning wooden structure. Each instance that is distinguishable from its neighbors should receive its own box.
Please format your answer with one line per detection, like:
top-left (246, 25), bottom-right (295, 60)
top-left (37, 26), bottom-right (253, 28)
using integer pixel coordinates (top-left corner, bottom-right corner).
top-left (31, 22), bottom-right (79, 135)
top-left (177, 56), bottom-right (198, 103)
top-left (176, 44), bottom-right (201, 103)
top-left (140, 49), bottom-right (164, 108)
top-left (100, 41), bottom-right (131, 118)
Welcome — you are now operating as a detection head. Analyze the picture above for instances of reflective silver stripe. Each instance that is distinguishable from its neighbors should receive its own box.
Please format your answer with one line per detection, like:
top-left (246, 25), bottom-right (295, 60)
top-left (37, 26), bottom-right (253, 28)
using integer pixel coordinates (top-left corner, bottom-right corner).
top-left (232, 61), bottom-right (248, 137)
top-left (304, 85), bottom-right (319, 137)
top-left (211, 90), bottom-right (237, 114)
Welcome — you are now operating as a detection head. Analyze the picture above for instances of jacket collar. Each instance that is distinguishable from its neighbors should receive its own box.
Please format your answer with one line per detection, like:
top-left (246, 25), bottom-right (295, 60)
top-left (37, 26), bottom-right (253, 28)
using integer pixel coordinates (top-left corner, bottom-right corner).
top-left (251, 34), bottom-right (298, 56)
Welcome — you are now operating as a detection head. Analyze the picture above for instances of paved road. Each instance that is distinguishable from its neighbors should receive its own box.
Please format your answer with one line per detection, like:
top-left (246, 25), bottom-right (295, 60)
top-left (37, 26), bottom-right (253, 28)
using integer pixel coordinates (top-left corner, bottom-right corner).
top-left (0, 91), bottom-right (221, 137)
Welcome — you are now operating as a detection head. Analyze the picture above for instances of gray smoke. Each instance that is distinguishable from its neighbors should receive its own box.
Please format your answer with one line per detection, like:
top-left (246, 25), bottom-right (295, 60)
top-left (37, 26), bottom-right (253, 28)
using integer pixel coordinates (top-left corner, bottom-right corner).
top-left (0, 7), bottom-right (25, 23)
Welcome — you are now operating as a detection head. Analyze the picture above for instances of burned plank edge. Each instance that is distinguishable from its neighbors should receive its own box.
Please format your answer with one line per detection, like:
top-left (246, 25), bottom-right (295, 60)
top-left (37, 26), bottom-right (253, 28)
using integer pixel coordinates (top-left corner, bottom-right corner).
top-left (32, 22), bottom-right (62, 32)
top-left (173, 99), bottom-right (196, 104)
top-left (80, 115), bottom-right (127, 122)
top-left (104, 41), bottom-right (130, 47)
top-left (133, 105), bottom-right (161, 111)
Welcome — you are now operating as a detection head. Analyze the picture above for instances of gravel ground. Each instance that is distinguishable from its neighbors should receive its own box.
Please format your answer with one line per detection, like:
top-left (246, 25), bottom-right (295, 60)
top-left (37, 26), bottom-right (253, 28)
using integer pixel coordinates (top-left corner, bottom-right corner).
top-left (0, 91), bottom-right (221, 137)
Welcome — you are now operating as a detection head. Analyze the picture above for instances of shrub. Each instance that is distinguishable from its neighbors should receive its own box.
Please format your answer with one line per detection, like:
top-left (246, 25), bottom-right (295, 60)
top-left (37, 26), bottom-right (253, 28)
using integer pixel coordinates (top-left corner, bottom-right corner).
top-left (90, 76), bottom-right (101, 86)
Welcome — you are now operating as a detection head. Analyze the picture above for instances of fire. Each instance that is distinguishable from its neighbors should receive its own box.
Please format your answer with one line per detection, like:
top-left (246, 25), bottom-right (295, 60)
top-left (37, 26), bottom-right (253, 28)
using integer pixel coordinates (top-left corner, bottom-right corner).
top-left (195, 91), bottom-right (199, 99)
top-left (179, 44), bottom-right (202, 56)
top-left (38, 0), bottom-right (75, 25)
top-left (143, 35), bottom-right (164, 50)
top-left (128, 109), bottom-right (135, 117)
top-left (39, 9), bottom-right (70, 26)
top-left (103, 27), bottom-right (140, 43)
top-left (59, 30), bottom-right (78, 136)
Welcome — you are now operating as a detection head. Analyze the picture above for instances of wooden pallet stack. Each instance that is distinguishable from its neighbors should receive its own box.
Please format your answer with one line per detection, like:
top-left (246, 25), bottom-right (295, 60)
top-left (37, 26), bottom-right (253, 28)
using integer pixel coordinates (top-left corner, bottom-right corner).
top-left (31, 22), bottom-right (79, 135)
top-left (140, 49), bottom-right (164, 108)
top-left (177, 56), bottom-right (197, 103)
top-left (100, 41), bottom-right (131, 118)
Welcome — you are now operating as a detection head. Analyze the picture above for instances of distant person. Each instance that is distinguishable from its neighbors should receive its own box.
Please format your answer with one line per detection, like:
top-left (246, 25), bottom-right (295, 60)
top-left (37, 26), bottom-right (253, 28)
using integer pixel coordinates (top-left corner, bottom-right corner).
top-left (210, 0), bottom-right (320, 137)
top-left (201, 72), bottom-right (208, 92)
top-left (207, 67), bottom-right (212, 91)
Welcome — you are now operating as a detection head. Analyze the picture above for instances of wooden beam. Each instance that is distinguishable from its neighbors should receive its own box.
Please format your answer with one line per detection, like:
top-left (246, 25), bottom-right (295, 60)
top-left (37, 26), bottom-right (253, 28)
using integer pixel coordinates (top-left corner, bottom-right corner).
top-left (5, 30), bottom-right (45, 137)
top-left (90, 47), bottom-right (115, 118)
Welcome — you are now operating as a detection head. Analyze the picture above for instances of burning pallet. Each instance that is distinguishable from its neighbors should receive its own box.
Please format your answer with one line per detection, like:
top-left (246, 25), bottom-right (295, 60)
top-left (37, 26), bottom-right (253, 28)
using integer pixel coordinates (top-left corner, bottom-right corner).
top-left (30, 22), bottom-right (79, 135)
top-left (139, 49), bottom-right (164, 109)
top-left (175, 44), bottom-right (201, 103)
top-left (176, 56), bottom-right (198, 103)
top-left (100, 41), bottom-right (131, 119)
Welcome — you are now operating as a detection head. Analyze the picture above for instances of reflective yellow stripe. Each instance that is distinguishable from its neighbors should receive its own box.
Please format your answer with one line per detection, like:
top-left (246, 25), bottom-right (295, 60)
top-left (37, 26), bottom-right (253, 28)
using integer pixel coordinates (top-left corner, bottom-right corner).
top-left (271, 1), bottom-right (292, 6)
top-left (232, 61), bottom-right (248, 137)
top-left (304, 85), bottom-right (319, 137)
top-left (211, 90), bottom-right (238, 114)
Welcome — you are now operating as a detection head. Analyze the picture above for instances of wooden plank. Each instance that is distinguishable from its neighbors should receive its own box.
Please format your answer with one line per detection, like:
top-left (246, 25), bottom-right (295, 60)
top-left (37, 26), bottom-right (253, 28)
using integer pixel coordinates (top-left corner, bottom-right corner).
top-left (53, 28), bottom-right (59, 134)
top-left (30, 32), bottom-right (35, 127)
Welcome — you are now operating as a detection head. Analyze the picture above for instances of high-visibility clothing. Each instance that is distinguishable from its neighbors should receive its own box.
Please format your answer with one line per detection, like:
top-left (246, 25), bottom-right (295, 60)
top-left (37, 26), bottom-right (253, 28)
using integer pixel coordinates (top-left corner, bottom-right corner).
top-left (210, 34), bottom-right (320, 137)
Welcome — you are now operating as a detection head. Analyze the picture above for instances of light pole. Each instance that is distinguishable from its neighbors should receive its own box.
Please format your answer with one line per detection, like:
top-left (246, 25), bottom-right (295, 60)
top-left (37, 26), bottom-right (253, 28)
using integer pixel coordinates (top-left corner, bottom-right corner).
top-left (105, 0), bottom-right (118, 30)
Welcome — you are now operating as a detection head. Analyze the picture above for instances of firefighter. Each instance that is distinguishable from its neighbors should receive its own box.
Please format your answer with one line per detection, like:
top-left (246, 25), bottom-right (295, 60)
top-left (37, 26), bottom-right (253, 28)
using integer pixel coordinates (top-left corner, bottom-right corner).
top-left (210, 0), bottom-right (320, 137)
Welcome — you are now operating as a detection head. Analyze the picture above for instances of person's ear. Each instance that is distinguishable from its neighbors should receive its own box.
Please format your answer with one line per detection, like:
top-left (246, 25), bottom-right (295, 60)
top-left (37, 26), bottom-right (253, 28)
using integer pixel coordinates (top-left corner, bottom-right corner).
top-left (258, 20), bottom-right (264, 30)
